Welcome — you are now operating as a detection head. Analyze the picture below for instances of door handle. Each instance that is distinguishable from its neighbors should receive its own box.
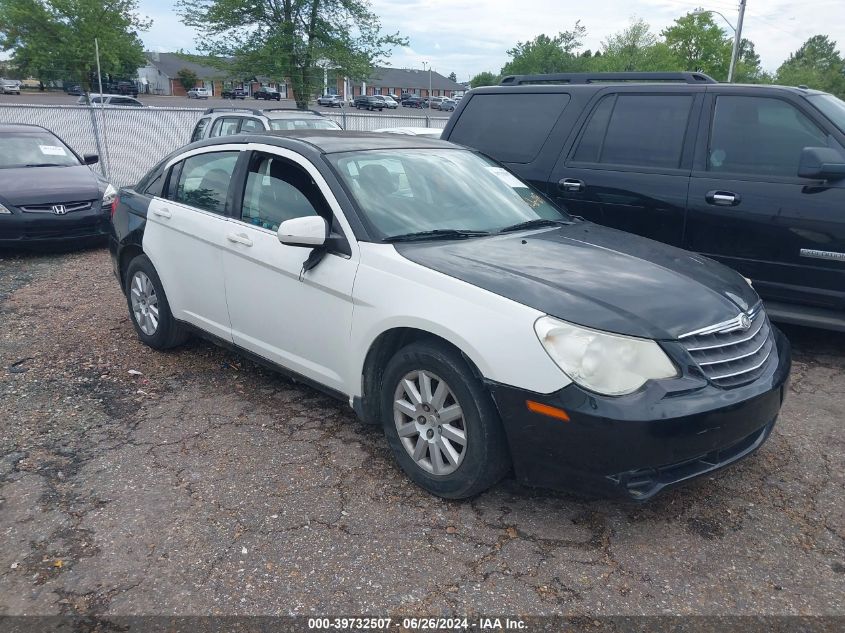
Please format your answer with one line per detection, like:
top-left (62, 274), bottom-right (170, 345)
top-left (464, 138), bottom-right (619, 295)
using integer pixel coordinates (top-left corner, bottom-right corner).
top-left (152, 207), bottom-right (172, 218)
top-left (226, 232), bottom-right (253, 247)
top-left (558, 178), bottom-right (585, 193)
top-left (706, 190), bottom-right (741, 206)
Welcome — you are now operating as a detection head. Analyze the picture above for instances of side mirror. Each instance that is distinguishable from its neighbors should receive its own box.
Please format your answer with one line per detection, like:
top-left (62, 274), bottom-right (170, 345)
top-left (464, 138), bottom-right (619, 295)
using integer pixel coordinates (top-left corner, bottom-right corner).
top-left (277, 216), bottom-right (327, 248)
top-left (83, 154), bottom-right (99, 165)
top-left (798, 147), bottom-right (845, 181)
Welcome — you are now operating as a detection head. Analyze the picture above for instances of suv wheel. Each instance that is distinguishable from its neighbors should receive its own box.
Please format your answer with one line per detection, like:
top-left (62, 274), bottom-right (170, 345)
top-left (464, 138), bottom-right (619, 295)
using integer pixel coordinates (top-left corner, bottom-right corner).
top-left (381, 341), bottom-right (511, 499)
top-left (125, 255), bottom-right (188, 350)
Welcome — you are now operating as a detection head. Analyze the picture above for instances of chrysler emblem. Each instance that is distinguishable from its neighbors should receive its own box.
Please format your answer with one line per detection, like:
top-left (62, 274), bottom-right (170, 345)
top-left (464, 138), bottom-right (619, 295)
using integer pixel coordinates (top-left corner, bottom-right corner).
top-left (740, 314), bottom-right (751, 330)
top-left (51, 205), bottom-right (67, 215)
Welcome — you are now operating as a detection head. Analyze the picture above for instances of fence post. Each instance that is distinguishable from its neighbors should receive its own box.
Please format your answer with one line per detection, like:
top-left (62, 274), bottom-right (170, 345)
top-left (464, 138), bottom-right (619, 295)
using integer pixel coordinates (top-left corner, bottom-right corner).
top-left (342, 109), bottom-right (347, 130)
top-left (86, 103), bottom-right (109, 180)
top-left (425, 114), bottom-right (430, 128)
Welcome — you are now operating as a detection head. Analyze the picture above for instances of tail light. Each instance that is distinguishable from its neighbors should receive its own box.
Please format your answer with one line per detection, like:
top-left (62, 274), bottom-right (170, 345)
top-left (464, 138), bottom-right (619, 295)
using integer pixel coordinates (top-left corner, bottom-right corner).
top-left (110, 196), bottom-right (118, 217)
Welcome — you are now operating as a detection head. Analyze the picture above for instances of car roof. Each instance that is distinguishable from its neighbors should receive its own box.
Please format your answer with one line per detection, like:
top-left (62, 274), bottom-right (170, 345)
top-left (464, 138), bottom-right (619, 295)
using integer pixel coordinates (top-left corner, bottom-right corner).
top-left (469, 82), bottom-right (830, 97)
top-left (234, 130), bottom-right (458, 153)
top-left (0, 123), bottom-right (53, 134)
top-left (262, 110), bottom-right (326, 119)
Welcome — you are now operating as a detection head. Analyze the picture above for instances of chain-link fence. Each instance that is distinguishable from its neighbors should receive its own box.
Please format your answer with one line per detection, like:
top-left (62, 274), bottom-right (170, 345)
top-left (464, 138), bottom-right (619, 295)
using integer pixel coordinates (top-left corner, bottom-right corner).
top-left (0, 103), bottom-right (450, 188)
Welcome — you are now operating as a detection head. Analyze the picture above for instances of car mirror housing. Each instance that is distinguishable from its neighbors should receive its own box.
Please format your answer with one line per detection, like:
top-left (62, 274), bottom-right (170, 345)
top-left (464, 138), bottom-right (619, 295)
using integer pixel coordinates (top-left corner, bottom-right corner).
top-left (798, 147), bottom-right (845, 181)
top-left (277, 216), bottom-right (328, 248)
top-left (83, 154), bottom-right (99, 165)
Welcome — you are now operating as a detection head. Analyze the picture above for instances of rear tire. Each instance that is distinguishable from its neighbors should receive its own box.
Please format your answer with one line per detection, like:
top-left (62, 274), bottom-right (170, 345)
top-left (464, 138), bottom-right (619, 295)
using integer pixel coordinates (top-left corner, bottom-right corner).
top-left (381, 341), bottom-right (511, 499)
top-left (124, 254), bottom-right (188, 350)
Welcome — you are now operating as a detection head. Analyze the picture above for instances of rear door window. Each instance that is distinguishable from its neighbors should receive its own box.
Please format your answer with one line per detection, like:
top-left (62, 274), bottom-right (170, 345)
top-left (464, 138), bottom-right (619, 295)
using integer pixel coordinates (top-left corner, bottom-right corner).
top-left (449, 93), bottom-right (570, 163)
top-left (191, 117), bottom-right (210, 142)
top-left (572, 94), bottom-right (692, 169)
top-left (209, 117), bottom-right (242, 138)
top-left (171, 151), bottom-right (239, 214)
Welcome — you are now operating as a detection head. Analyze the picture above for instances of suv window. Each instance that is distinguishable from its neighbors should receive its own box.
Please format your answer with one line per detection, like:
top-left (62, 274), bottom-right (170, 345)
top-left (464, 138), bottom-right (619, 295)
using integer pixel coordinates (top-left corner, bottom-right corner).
top-left (449, 93), bottom-right (570, 164)
top-left (574, 94), bottom-right (692, 169)
top-left (209, 117), bottom-right (242, 138)
top-left (172, 151), bottom-right (239, 214)
top-left (709, 96), bottom-right (828, 177)
top-left (240, 154), bottom-right (328, 230)
top-left (240, 118), bottom-right (265, 133)
top-left (191, 117), bottom-right (210, 142)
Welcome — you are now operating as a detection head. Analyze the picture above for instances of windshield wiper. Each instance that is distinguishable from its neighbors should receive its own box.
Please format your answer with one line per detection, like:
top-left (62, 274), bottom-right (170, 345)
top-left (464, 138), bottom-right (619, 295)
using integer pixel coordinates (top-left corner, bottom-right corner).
top-left (498, 218), bottom-right (573, 233)
top-left (384, 229), bottom-right (491, 243)
top-left (23, 163), bottom-right (65, 168)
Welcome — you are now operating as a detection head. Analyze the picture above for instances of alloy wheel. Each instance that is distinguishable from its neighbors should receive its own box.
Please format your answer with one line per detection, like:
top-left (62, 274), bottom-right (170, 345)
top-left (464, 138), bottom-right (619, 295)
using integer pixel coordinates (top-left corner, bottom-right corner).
top-left (393, 370), bottom-right (467, 475)
top-left (130, 271), bottom-right (159, 335)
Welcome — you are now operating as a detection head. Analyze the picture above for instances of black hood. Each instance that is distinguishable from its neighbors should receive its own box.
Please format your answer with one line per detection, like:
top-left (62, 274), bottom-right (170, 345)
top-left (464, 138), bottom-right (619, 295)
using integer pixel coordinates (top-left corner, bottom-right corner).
top-left (0, 165), bottom-right (101, 206)
top-left (394, 222), bottom-right (760, 340)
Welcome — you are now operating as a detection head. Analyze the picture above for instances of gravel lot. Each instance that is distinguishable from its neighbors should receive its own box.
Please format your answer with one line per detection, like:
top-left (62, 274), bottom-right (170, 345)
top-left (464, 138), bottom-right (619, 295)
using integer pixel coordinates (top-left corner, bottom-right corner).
top-left (0, 245), bottom-right (843, 620)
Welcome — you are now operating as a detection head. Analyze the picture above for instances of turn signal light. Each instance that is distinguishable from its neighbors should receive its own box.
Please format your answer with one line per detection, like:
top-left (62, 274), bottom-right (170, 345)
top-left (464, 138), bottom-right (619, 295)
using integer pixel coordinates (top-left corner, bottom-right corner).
top-left (525, 400), bottom-right (570, 422)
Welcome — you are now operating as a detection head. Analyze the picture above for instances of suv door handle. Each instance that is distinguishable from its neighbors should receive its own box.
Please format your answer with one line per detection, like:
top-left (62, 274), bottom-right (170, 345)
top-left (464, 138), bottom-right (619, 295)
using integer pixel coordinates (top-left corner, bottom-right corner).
top-left (706, 191), bottom-right (741, 206)
top-left (226, 232), bottom-right (253, 247)
top-left (558, 178), bottom-right (585, 193)
top-left (152, 207), bottom-right (172, 218)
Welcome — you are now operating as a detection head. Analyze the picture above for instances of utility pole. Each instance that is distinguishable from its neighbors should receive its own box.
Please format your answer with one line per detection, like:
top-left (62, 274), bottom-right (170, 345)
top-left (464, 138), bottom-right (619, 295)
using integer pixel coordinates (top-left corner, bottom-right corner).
top-left (727, 0), bottom-right (747, 83)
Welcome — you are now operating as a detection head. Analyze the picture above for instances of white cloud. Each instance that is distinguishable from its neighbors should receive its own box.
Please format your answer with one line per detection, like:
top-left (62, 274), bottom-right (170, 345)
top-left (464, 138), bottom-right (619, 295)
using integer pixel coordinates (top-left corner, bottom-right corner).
top-left (134, 0), bottom-right (845, 80)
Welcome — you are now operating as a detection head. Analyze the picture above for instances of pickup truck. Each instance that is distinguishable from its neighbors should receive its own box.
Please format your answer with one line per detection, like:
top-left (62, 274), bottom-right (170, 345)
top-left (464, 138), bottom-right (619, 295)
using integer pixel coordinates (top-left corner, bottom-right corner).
top-left (221, 88), bottom-right (248, 100)
top-left (254, 87), bottom-right (282, 101)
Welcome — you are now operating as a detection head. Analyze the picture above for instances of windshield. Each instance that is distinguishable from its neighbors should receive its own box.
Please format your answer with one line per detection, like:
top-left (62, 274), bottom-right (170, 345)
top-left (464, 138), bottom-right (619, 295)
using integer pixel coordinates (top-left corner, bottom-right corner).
top-left (0, 132), bottom-right (80, 169)
top-left (808, 94), bottom-right (845, 133)
top-left (328, 149), bottom-right (569, 239)
top-left (269, 118), bottom-right (341, 131)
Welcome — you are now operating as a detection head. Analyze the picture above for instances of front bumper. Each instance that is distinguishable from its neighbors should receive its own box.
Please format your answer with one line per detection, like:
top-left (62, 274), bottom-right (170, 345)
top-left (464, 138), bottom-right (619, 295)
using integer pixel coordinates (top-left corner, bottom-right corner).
top-left (489, 326), bottom-right (791, 500)
top-left (0, 206), bottom-right (109, 245)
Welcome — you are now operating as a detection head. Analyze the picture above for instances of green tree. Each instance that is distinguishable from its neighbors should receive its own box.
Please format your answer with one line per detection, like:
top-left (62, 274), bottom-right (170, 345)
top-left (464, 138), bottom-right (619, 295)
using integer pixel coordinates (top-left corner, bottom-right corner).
top-left (178, 0), bottom-right (406, 110)
top-left (661, 11), bottom-right (731, 79)
top-left (594, 18), bottom-right (681, 72)
top-left (448, 71), bottom-right (457, 82)
top-left (776, 35), bottom-right (845, 97)
top-left (0, 0), bottom-right (149, 93)
top-left (177, 68), bottom-right (199, 92)
top-left (500, 23), bottom-right (587, 76)
top-left (469, 71), bottom-right (498, 88)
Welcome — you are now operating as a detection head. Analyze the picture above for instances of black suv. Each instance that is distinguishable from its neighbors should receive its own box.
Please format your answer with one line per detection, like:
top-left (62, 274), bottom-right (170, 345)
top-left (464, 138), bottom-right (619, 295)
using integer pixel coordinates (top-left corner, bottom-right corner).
top-left (254, 87), bottom-right (281, 101)
top-left (442, 72), bottom-right (845, 331)
top-left (353, 95), bottom-right (385, 111)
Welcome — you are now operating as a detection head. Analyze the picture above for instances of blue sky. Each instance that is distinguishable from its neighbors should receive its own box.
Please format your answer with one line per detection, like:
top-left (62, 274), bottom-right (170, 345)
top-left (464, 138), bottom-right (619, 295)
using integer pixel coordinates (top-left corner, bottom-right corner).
top-left (139, 0), bottom-right (845, 81)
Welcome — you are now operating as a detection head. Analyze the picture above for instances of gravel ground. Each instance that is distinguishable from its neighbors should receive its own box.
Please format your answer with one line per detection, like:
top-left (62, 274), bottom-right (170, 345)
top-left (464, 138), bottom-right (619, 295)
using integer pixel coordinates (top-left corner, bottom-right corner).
top-left (0, 246), bottom-right (843, 620)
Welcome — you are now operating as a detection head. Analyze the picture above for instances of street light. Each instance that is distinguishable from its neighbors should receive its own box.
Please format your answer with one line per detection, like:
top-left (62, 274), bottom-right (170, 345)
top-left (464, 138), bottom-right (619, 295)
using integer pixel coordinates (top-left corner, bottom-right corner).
top-left (422, 60), bottom-right (432, 108)
top-left (694, 2), bottom-right (747, 83)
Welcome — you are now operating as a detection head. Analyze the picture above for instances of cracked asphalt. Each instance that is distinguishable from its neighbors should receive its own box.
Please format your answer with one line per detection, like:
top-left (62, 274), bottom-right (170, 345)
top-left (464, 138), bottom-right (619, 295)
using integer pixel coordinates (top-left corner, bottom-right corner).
top-left (0, 246), bottom-right (843, 619)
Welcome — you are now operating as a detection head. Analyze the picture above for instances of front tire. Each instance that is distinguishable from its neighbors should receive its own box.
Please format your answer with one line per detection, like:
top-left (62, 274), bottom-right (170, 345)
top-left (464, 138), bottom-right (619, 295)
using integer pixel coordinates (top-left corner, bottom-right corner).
top-left (381, 341), bottom-right (510, 499)
top-left (124, 255), bottom-right (188, 350)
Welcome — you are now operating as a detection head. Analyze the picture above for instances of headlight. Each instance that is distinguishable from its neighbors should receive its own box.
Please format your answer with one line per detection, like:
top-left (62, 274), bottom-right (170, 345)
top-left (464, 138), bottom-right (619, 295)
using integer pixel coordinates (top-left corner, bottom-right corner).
top-left (101, 184), bottom-right (117, 207)
top-left (0, 202), bottom-right (11, 214)
top-left (534, 316), bottom-right (678, 396)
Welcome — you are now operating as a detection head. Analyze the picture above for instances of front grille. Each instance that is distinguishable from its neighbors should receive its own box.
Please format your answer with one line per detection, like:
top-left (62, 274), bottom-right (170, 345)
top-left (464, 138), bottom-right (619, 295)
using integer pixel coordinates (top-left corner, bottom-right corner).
top-left (19, 200), bottom-right (94, 214)
top-left (679, 303), bottom-right (774, 388)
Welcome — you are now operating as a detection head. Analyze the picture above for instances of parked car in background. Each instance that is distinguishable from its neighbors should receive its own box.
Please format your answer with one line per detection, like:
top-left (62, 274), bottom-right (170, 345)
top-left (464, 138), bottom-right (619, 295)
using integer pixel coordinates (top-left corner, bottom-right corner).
top-left (353, 95), bottom-right (385, 111)
top-left (442, 71), bottom-right (845, 331)
top-left (110, 130), bottom-right (789, 501)
top-left (373, 126), bottom-right (443, 139)
top-left (108, 81), bottom-right (139, 97)
top-left (64, 84), bottom-right (83, 96)
top-left (381, 96), bottom-right (399, 109)
top-left (0, 79), bottom-right (21, 95)
top-left (401, 96), bottom-right (423, 108)
top-left (222, 88), bottom-right (248, 100)
top-left (77, 94), bottom-right (144, 107)
top-left (255, 87), bottom-right (282, 101)
top-left (190, 107), bottom-right (342, 142)
top-left (317, 94), bottom-right (344, 107)
top-left (0, 123), bottom-right (115, 246)
top-left (187, 87), bottom-right (211, 99)
top-left (439, 99), bottom-right (457, 112)
top-left (427, 96), bottom-right (447, 110)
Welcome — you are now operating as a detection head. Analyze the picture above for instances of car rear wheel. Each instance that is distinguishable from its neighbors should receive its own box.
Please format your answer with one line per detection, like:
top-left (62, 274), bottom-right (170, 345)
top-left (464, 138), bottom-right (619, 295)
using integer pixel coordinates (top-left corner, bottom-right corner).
top-left (381, 341), bottom-right (511, 499)
top-left (125, 255), bottom-right (188, 350)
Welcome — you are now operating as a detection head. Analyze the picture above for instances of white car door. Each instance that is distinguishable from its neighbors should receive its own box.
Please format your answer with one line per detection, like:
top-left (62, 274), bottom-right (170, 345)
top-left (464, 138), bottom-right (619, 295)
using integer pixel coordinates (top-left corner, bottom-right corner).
top-left (219, 145), bottom-right (359, 393)
top-left (143, 146), bottom-right (243, 342)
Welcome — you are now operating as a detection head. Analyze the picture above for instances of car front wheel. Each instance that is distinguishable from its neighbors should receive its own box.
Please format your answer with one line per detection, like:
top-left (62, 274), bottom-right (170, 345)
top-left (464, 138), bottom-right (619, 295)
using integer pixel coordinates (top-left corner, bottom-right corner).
top-left (381, 341), bottom-right (511, 499)
top-left (125, 255), bottom-right (188, 350)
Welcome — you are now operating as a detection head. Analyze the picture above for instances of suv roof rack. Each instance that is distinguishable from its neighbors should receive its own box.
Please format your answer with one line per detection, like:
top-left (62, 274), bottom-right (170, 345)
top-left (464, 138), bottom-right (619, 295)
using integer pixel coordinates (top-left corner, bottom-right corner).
top-left (262, 108), bottom-right (326, 116)
top-left (499, 72), bottom-right (717, 86)
top-left (203, 107), bottom-right (264, 116)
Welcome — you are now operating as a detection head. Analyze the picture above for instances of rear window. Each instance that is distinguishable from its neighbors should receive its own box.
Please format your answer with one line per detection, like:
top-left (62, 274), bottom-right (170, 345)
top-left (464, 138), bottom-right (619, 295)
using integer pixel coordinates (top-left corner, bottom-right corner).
top-left (448, 93), bottom-right (570, 163)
